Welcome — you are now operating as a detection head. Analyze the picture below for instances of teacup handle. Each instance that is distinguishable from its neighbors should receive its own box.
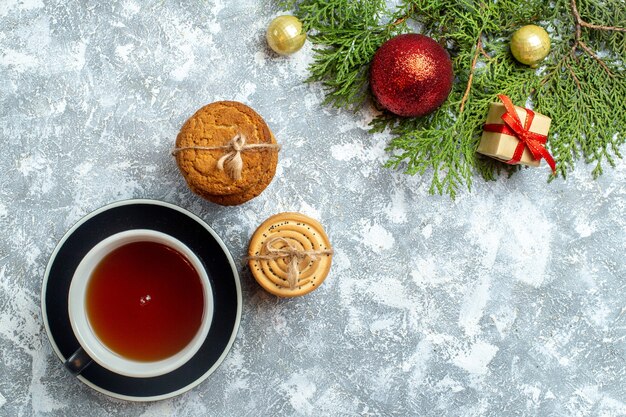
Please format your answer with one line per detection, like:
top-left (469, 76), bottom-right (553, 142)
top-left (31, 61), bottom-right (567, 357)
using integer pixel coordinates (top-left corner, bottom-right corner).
top-left (64, 347), bottom-right (93, 375)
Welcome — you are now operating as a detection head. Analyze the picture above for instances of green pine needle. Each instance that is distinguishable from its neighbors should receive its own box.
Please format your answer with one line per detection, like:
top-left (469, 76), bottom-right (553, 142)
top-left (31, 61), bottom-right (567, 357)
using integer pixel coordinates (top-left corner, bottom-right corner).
top-left (281, 0), bottom-right (626, 197)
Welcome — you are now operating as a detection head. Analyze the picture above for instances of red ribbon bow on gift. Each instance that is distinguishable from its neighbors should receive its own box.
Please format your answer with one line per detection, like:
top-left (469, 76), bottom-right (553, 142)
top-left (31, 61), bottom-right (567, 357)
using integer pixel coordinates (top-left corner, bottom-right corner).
top-left (483, 95), bottom-right (556, 174)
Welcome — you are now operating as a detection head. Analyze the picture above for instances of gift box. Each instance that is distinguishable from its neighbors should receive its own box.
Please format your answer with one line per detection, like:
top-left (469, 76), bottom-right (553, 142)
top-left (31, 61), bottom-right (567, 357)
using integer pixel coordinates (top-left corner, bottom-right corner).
top-left (477, 97), bottom-right (552, 168)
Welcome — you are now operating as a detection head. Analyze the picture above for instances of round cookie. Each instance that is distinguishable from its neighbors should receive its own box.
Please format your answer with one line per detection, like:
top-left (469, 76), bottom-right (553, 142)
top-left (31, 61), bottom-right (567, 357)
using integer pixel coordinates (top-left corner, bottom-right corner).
top-left (248, 212), bottom-right (333, 297)
top-left (203, 131), bottom-right (279, 206)
top-left (174, 101), bottom-right (279, 201)
top-left (205, 184), bottom-right (269, 207)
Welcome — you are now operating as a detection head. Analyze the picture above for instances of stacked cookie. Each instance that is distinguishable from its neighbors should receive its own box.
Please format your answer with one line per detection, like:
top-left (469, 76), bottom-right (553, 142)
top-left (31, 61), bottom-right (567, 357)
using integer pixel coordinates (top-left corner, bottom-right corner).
top-left (248, 212), bottom-right (333, 297)
top-left (174, 101), bottom-right (279, 206)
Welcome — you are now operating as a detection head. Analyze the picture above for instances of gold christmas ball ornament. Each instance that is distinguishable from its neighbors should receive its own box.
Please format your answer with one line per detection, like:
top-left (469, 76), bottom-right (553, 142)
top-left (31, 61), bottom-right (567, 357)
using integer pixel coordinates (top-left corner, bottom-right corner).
top-left (510, 25), bottom-right (551, 68)
top-left (266, 15), bottom-right (306, 56)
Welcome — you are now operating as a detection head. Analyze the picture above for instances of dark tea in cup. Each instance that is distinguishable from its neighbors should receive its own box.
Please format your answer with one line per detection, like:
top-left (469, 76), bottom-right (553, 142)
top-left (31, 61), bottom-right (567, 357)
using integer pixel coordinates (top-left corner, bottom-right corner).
top-left (86, 241), bottom-right (205, 362)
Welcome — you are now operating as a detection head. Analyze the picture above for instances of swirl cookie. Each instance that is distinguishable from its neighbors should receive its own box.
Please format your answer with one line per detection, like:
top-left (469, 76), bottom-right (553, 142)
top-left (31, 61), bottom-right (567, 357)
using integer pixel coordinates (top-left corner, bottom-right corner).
top-left (174, 101), bottom-right (280, 205)
top-left (248, 212), bottom-right (333, 297)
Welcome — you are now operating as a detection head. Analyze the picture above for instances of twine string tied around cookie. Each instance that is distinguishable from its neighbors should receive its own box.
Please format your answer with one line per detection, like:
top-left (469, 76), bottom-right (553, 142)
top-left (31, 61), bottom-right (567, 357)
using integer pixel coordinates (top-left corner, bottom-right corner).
top-left (216, 134), bottom-right (245, 180)
top-left (249, 236), bottom-right (334, 289)
top-left (172, 134), bottom-right (281, 180)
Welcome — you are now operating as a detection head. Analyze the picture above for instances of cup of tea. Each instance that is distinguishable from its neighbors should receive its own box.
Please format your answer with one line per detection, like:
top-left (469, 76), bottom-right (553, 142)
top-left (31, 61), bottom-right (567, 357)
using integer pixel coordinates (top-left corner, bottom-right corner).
top-left (65, 229), bottom-right (213, 378)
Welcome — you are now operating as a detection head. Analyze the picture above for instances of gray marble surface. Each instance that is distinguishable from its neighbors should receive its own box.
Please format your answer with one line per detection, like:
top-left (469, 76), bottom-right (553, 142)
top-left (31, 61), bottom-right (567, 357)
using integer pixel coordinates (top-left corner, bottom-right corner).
top-left (1, 0), bottom-right (626, 416)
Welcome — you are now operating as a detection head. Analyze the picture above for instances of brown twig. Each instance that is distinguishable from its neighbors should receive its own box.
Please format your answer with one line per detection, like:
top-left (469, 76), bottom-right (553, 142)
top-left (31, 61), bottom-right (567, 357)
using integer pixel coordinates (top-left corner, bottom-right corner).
top-left (391, 4), bottom-right (417, 26)
top-left (570, 0), bottom-right (625, 77)
top-left (478, 41), bottom-right (491, 60)
top-left (460, 34), bottom-right (482, 114)
top-left (571, 0), bottom-right (626, 32)
top-left (564, 59), bottom-right (582, 90)
top-left (578, 40), bottom-right (614, 75)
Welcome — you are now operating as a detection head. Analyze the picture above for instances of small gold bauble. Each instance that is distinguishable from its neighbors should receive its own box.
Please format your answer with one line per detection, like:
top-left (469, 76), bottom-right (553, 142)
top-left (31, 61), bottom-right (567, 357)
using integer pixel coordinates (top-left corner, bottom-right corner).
top-left (266, 15), bottom-right (306, 56)
top-left (510, 25), bottom-right (551, 68)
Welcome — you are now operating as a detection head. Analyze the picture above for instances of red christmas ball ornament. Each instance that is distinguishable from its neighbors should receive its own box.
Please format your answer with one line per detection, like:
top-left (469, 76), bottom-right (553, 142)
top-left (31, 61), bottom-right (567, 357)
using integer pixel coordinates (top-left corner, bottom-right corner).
top-left (370, 34), bottom-right (454, 117)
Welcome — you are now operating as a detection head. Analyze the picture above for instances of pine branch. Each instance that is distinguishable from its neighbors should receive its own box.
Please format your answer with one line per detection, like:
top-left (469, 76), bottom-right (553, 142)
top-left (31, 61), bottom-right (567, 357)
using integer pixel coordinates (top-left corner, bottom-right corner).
top-left (283, 0), bottom-right (626, 197)
top-left (569, 0), bottom-right (625, 77)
